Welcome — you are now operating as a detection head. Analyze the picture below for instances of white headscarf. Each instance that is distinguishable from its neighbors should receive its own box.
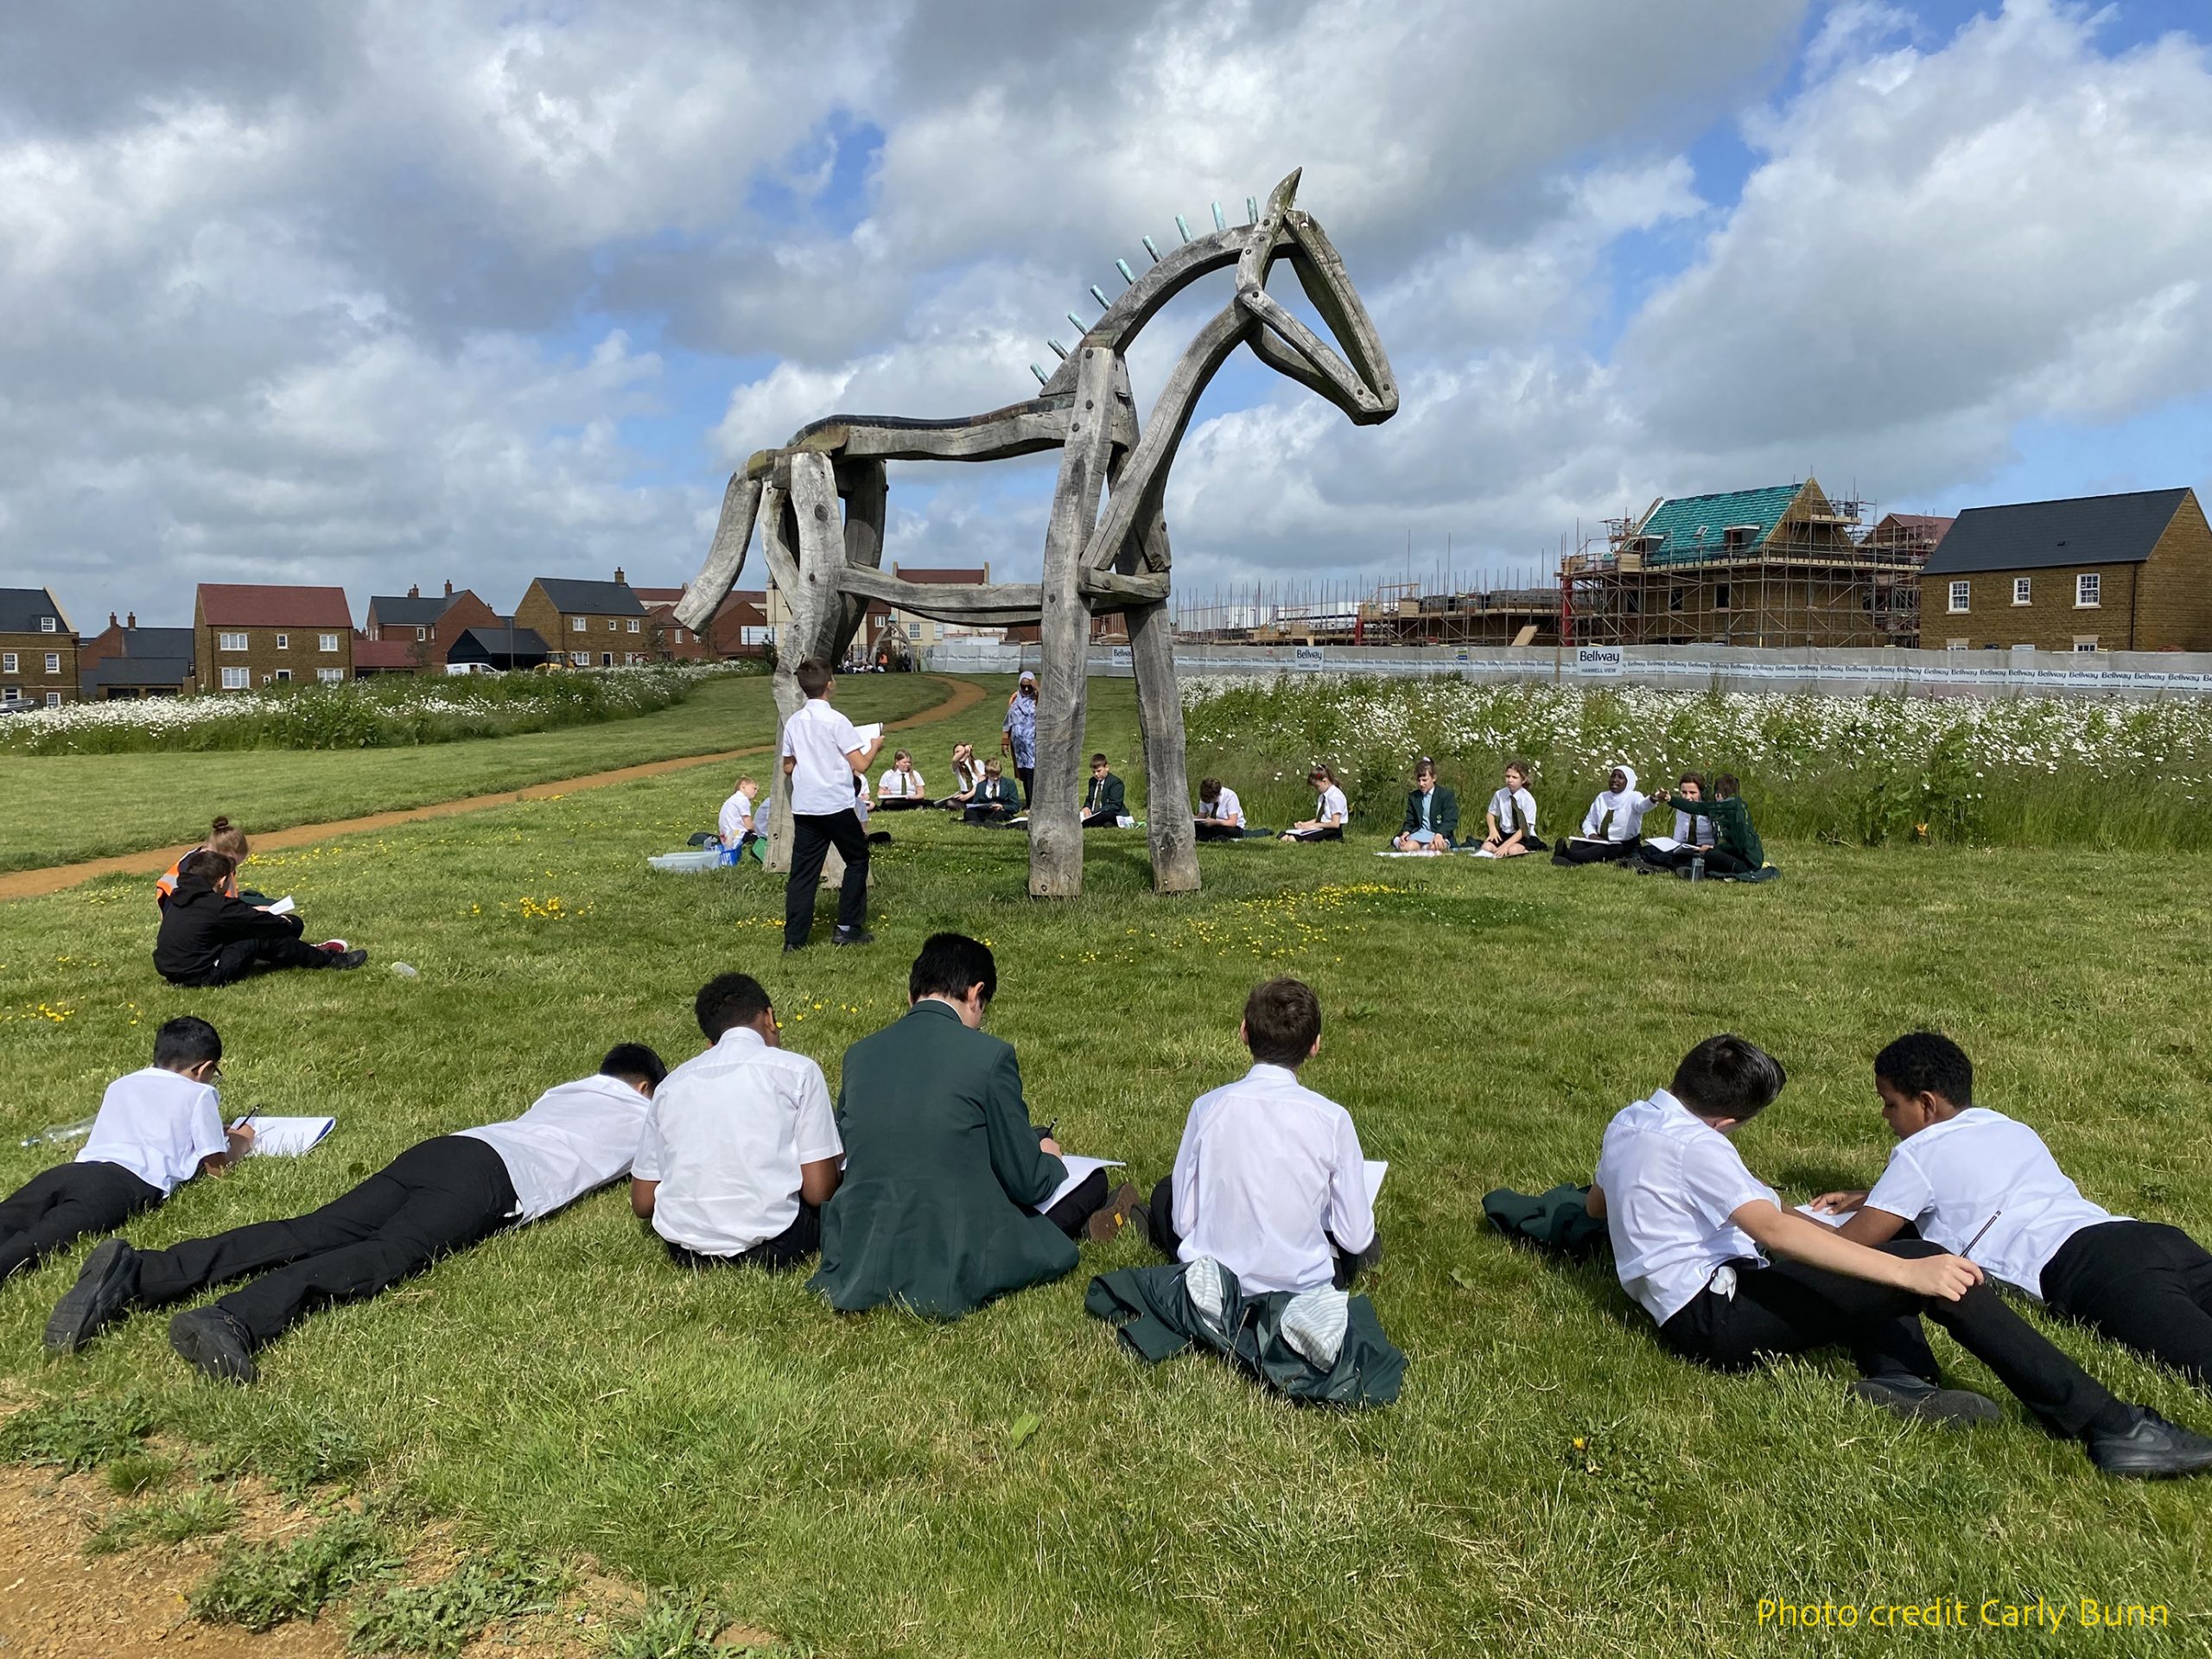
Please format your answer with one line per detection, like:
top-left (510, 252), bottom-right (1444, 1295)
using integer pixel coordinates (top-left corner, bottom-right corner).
top-left (1582, 764), bottom-right (1650, 842)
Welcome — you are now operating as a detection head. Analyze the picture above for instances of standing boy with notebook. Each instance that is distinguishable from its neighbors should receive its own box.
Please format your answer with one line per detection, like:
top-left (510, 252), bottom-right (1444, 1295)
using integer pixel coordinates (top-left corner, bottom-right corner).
top-left (1147, 977), bottom-right (1379, 1293)
top-left (781, 658), bottom-right (883, 951)
top-left (1815, 1031), bottom-right (2212, 1389)
top-left (1, 1017), bottom-right (251, 1281)
top-left (1589, 1033), bottom-right (2212, 1477)
top-left (48, 1044), bottom-right (664, 1383)
top-left (632, 973), bottom-right (842, 1272)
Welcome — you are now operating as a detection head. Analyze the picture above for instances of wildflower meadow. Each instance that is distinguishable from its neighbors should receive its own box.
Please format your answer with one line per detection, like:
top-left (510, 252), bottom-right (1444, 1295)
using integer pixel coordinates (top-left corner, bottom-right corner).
top-left (1184, 675), bottom-right (2212, 851)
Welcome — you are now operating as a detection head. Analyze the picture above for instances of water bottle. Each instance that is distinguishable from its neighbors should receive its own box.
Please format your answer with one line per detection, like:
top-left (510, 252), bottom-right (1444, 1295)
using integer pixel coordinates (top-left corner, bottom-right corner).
top-left (1689, 855), bottom-right (1706, 884)
top-left (19, 1116), bottom-right (95, 1148)
top-left (391, 962), bottom-right (420, 979)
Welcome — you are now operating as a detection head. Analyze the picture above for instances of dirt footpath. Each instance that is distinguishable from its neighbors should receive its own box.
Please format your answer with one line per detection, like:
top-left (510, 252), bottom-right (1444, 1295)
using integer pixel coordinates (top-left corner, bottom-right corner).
top-left (0, 675), bottom-right (987, 904)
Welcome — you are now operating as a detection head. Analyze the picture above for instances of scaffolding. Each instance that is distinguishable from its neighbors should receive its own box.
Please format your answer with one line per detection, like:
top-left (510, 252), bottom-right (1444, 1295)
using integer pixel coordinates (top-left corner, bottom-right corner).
top-left (1558, 482), bottom-right (1935, 649)
top-left (1175, 567), bottom-right (1560, 647)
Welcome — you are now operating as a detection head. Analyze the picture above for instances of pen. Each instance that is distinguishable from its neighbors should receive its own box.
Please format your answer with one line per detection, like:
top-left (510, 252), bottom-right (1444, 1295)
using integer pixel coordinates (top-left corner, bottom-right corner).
top-left (1961, 1211), bottom-right (2002, 1260)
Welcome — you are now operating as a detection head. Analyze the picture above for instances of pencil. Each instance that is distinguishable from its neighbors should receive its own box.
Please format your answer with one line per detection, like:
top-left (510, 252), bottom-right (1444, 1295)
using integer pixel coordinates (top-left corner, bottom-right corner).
top-left (1961, 1211), bottom-right (2002, 1259)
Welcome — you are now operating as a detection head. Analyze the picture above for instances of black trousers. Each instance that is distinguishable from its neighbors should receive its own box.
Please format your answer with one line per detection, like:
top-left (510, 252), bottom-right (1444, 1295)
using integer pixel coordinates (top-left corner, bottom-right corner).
top-left (963, 802), bottom-right (1015, 824)
top-left (172, 934), bottom-right (336, 988)
top-left (1014, 765), bottom-right (1035, 804)
top-left (0, 1160), bottom-right (162, 1281)
top-left (1281, 825), bottom-right (1344, 842)
top-left (784, 809), bottom-right (869, 947)
top-left (1042, 1167), bottom-right (1112, 1238)
top-left (875, 797), bottom-right (929, 811)
top-left (1194, 821), bottom-right (1243, 842)
top-left (2044, 1220), bottom-right (2212, 1385)
top-left (1554, 837), bottom-right (1637, 865)
top-left (665, 1203), bottom-right (822, 1273)
top-left (1653, 844), bottom-right (1753, 875)
top-left (1144, 1176), bottom-right (1369, 1289)
top-left (1082, 810), bottom-right (1121, 829)
top-left (127, 1135), bottom-right (517, 1348)
top-left (1657, 1242), bottom-right (2126, 1440)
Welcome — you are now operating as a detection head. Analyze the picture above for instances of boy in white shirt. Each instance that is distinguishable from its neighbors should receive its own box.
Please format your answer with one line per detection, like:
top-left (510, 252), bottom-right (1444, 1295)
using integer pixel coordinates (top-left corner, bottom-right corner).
top-left (1147, 978), bottom-right (1377, 1293)
top-left (875, 750), bottom-right (929, 810)
top-left (717, 776), bottom-right (760, 854)
top-left (2, 1017), bottom-right (251, 1282)
top-left (1590, 1033), bottom-right (2212, 1478)
top-left (48, 1045), bottom-right (664, 1385)
top-left (1816, 1031), bottom-right (2212, 1389)
top-left (1279, 766), bottom-right (1348, 842)
top-left (781, 658), bottom-right (883, 950)
top-left (632, 973), bottom-right (842, 1271)
top-left (1193, 778), bottom-right (1245, 842)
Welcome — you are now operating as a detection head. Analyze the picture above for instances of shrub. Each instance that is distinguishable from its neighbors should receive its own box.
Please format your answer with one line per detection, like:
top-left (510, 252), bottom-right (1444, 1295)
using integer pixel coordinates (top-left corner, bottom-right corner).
top-left (191, 1512), bottom-right (395, 1631)
top-left (0, 1393), bottom-right (156, 1471)
top-left (346, 1548), bottom-right (569, 1656)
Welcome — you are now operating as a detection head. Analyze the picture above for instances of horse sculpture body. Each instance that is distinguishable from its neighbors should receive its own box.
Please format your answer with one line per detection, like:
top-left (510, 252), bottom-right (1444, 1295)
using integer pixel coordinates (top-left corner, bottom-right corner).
top-left (675, 168), bottom-right (1397, 897)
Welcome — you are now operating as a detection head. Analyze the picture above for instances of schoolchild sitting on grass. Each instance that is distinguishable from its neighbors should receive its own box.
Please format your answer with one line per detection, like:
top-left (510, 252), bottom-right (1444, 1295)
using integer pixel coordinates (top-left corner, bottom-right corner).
top-left (877, 751), bottom-right (930, 810)
top-left (1588, 1033), bottom-right (2212, 1477)
top-left (1390, 758), bottom-right (1457, 852)
top-left (1632, 773), bottom-right (1713, 874)
top-left (1814, 1031), bottom-right (2212, 1391)
top-left (1281, 766), bottom-right (1348, 842)
top-left (1081, 753), bottom-right (1128, 828)
top-left (1477, 760), bottom-right (1544, 856)
top-left (1649, 773), bottom-right (1764, 877)
top-left (1194, 778), bottom-right (1248, 842)
top-left (1, 1017), bottom-right (251, 1282)
top-left (154, 850), bottom-right (365, 986)
top-left (937, 742), bottom-right (983, 810)
top-left (1553, 766), bottom-right (1650, 865)
top-left (156, 816), bottom-right (252, 908)
top-left (964, 760), bottom-right (1020, 823)
top-left (717, 776), bottom-right (760, 855)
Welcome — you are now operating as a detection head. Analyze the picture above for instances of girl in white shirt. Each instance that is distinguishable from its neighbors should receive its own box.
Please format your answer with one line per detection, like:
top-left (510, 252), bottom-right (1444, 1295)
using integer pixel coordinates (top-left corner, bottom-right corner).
top-left (1478, 760), bottom-right (1544, 857)
top-left (937, 742), bottom-right (982, 810)
top-left (1553, 764), bottom-right (1651, 865)
top-left (876, 750), bottom-right (929, 810)
top-left (1281, 765), bottom-right (1348, 842)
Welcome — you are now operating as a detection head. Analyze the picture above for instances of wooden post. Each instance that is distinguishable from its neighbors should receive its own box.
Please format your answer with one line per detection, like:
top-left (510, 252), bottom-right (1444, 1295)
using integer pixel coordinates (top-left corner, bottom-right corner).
top-left (836, 458), bottom-right (888, 659)
top-left (783, 453), bottom-right (868, 892)
top-left (1128, 505), bottom-right (1198, 893)
top-left (760, 481), bottom-right (802, 873)
top-left (1028, 346), bottom-right (1118, 897)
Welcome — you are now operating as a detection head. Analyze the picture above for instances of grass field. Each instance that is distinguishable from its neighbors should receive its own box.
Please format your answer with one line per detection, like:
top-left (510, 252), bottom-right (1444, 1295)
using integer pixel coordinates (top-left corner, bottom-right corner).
top-left (3, 677), bottom-right (2211, 1656)
top-left (0, 671), bottom-right (952, 874)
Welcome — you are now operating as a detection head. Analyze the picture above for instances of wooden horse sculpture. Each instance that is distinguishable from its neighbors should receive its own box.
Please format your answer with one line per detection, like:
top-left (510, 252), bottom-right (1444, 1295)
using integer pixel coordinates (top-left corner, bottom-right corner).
top-left (674, 168), bottom-right (1397, 897)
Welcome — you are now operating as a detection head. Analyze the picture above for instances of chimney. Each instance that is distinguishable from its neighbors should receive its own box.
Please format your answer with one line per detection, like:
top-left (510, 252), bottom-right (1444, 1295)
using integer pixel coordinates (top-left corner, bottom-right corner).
top-left (126, 611), bottom-right (137, 628)
top-left (613, 566), bottom-right (626, 586)
top-left (109, 611), bottom-right (118, 628)
top-left (443, 579), bottom-right (453, 597)
top-left (408, 583), bottom-right (421, 599)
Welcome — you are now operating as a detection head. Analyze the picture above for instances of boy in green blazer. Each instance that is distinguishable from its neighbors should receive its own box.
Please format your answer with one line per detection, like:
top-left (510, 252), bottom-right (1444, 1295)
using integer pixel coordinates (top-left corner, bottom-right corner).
top-left (1391, 758), bottom-right (1459, 852)
top-left (1082, 754), bottom-right (1128, 828)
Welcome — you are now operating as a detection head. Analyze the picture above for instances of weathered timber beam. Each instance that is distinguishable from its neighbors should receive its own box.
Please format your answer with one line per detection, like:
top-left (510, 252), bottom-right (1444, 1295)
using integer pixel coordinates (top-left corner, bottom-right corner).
top-left (1039, 225), bottom-right (1290, 396)
top-left (835, 563), bottom-right (1046, 626)
top-left (675, 471), bottom-right (762, 631)
top-left (1077, 568), bottom-right (1171, 604)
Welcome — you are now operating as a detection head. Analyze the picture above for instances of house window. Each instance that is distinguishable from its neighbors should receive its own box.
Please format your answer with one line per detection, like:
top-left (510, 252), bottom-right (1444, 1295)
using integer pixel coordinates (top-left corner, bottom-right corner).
top-left (218, 632), bottom-right (248, 652)
top-left (45, 691), bottom-right (60, 707)
top-left (275, 632), bottom-right (289, 650)
top-left (907, 624), bottom-right (922, 639)
top-left (1948, 581), bottom-right (1970, 613)
top-left (2075, 572), bottom-right (2101, 607)
top-left (1, 653), bottom-right (14, 672)
top-left (416, 626), bottom-right (427, 641)
top-left (626, 618), bottom-right (641, 633)
top-left (40, 616), bottom-right (56, 632)
top-left (221, 667), bottom-right (250, 690)
top-left (318, 667), bottom-right (342, 683)
top-left (273, 669), bottom-right (292, 683)
top-left (1713, 583), bottom-right (1732, 611)
top-left (44, 653), bottom-right (60, 673)
top-left (607, 619), bottom-right (620, 632)
top-left (2012, 577), bottom-right (2031, 605)
top-left (570, 651), bottom-right (589, 666)
top-left (319, 632), bottom-right (339, 652)
top-left (571, 616), bottom-right (586, 632)
top-left (1945, 639), bottom-right (1968, 651)
top-left (1, 684), bottom-right (16, 700)
top-left (2073, 636), bottom-right (2100, 653)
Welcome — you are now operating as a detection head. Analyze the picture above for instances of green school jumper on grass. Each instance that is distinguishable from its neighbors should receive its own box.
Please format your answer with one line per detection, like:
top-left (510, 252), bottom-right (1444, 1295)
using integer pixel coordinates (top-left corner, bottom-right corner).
top-left (810, 1001), bottom-right (1076, 1319)
top-left (1700, 795), bottom-right (1764, 868)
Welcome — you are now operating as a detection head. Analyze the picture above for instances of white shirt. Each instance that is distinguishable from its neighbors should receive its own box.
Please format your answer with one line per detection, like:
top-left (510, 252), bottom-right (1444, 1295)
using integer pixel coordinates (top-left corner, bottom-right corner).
top-left (1487, 785), bottom-right (1537, 835)
top-left (632, 1027), bottom-right (842, 1256)
top-left (78, 1067), bottom-right (227, 1197)
top-left (1199, 785), bottom-right (1243, 825)
top-left (717, 789), bottom-right (756, 846)
top-left (459, 1074), bottom-right (652, 1224)
top-left (878, 766), bottom-right (925, 798)
top-left (780, 697), bottom-right (867, 817)
top-left (1580, 766), bottom-right (1650, 842)
top-left (1864, 1107), bottom-right (2121, 1296)
top-left (1669, 808), bottom-right (1713, 844)
top-left (1170, 1063), bottom-right (1375, 1294)
top-left (1314, 785), bottom-right (1347, 824)
top-left (1594, 1089), bottom-right (1777, 1324)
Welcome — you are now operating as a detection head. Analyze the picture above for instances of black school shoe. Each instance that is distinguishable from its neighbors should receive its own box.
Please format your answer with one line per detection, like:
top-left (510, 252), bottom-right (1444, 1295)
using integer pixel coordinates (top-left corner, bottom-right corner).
top-left (1850, 1372), bottom-right (2002, 1427)
top-left (45, 1238), bottom-right (141, 1355)
top-left (2086, 1408), bottom-right (2212, 1478)
top-left (169, 1307), bottom-right (259, 1385)
top-left (830, 927), bottom-right (875, 947)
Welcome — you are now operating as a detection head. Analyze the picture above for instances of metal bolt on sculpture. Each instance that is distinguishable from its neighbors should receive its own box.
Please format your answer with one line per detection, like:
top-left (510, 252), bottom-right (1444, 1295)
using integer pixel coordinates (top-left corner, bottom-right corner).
top-left (674, 168), bottom-right (1398, 898)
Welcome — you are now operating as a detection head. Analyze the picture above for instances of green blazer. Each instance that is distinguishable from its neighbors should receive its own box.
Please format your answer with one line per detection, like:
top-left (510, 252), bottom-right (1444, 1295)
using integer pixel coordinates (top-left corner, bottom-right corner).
top-left (1400, 785), bottom-right (1459, 843)
top-left (810, 1000), bottom-right (1076, 1319)
top-left (1084, 772), bottom-right (1127, 817)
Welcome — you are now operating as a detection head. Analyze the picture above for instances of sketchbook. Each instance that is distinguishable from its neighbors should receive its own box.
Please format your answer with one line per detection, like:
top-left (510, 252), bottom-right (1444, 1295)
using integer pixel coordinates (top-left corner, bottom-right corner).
top-left (1034, 1155), bottom-right (1124, 1217)
top-left (264, 895), bottom-right (296, 916)
top-left (851, 722), bottom-right (885, 745)
top-left (232, 1116), bottom-right (336, 1157)
top-left (1363, 1160), bottom-right (1388, 1205)
top-left (1642, 836), bottom-right (1681, 854)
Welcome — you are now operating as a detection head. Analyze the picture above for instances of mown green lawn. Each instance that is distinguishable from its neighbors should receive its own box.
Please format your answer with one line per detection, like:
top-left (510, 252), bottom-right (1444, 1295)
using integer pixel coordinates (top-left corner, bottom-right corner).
top-left (3, 677), bottom-right (2210, 1656)
top-left (0, 671), bottom-right (952, 873)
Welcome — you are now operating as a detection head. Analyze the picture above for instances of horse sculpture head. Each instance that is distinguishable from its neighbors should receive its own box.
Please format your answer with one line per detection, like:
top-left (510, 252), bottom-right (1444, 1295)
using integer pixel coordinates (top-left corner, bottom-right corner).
top-left (1234, 168), bottom-right (1398, 427)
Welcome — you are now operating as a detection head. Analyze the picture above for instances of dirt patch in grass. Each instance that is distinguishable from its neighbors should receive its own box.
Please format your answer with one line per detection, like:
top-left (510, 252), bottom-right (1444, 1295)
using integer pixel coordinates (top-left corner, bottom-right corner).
top-left (0, 674), bottom-right (984, 903)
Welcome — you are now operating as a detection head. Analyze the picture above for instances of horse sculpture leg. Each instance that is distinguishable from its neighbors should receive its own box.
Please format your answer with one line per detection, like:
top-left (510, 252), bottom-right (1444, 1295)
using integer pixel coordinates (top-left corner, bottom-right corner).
top-left (762, 454), bottom-right (855, 876)
top-left (1127, 506), bottom-right (1198, 893)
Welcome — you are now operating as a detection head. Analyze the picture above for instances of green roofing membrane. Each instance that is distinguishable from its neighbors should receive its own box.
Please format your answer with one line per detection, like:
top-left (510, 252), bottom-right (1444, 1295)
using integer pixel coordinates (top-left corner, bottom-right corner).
top-left (1635, 484), bottom-right (1803, 564)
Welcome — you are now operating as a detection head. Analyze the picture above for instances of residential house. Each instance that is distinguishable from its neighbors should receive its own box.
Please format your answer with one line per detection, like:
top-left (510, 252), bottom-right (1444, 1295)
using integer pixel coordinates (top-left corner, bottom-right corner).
top-left (0, 586), bottom-right (79, 706)
top-left (629, 585), bottom-right (716, 662)
top-left (512, 570), bottom-right (656, 668)
top-left (1920, 487), bottom-right (2212, 653)
top-left (76, 612), bottom-right (195, 698)
top-left (194, 584), bottom-right (354, 691)
top-left (363, 582), bottom-right (503, 669)
top-left (447, 626), bottom-right (554, 672)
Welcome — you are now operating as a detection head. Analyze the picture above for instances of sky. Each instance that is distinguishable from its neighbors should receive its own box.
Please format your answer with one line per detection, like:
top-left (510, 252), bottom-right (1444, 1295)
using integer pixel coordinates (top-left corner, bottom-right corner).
top-left (3, 0), bottom-right (2210, 627)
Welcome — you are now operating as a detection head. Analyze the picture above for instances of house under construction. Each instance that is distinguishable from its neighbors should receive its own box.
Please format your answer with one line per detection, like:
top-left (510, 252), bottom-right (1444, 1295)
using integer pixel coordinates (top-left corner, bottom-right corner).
top-left (1560, 480), bottom-right (1937, 647)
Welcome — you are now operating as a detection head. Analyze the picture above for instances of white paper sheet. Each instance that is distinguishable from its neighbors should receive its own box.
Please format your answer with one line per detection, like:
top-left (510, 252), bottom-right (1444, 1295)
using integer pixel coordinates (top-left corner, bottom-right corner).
top-left (851, 722), bottom-right (885, 745)
top-left (232, 1115), bottom-right (335, 1157)
top-left (1643, 836), bottom-right (1681, 854)
top-left (1364, 1160), bottom-right (1388, 1205)
top-left (1795, 1202), bottom-right (1850, 1229)
top-left (264, 895), bottom-right (296, 915)
top-left (1034, 1155), bottom-right (1124, 1216)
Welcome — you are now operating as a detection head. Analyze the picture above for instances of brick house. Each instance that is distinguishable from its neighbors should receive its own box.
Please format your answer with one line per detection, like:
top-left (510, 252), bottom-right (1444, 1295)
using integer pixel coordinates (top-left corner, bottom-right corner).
top-left (194, 584), bottom-right (354, 691)
top-left (630, 586), bottom-right (716, 662)
top-left (0, 586), bottom-right (79, 706)
top-left (1919, 488), bottom-right (2212, 652)
top-left (512, 571), bottom-right (655, 668)
top-left (76, 612), bottom-right (196, 698)
top-left (363, 582), bottom-right (503, 670)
